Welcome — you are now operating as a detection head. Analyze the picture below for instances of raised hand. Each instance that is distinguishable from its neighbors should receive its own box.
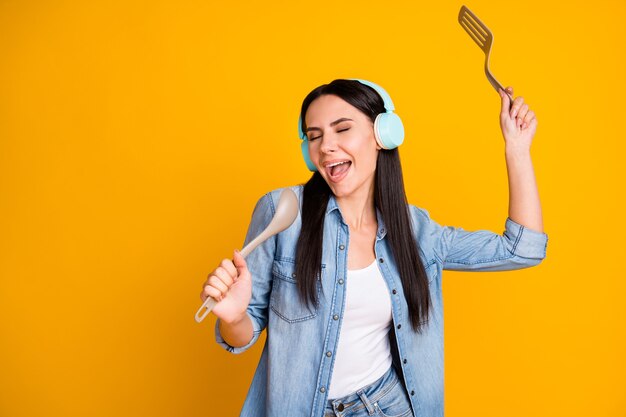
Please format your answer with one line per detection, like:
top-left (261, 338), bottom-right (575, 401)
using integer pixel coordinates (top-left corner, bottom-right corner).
top-left (498, 86), bottom-right (538, 153)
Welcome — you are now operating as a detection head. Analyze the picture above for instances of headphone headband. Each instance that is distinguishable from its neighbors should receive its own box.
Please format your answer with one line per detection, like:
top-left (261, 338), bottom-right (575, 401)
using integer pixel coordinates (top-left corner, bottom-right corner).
top-left (348, 78), bottom-right (395, 112)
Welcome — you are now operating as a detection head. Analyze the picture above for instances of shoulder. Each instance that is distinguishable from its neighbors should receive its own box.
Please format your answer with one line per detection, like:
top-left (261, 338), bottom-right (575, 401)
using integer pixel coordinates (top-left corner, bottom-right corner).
top-left (406, 203), bottom-right (444, 264)
top-left (406, 203), bottom-right (445, 241)
top-left (407, 203), bottom-right (434, 224)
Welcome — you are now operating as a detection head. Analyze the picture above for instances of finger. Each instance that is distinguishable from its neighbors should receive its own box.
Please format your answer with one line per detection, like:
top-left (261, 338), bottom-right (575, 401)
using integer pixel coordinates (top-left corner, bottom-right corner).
top-left (498, 88), bottom-right (511, 114)
top-left (510, 96), bottom-right (524, 118)
top-left (516, 104), bottom-right (529, 128)
top-left (233, 249), bottom-right (251, 283)
top-left (220, 258), bottom-right (237, 277)
top-left (214, 266), bottom-right (234, 287)
top-left (200, 288), bottom-right (221, 302)
top-left (499, 87), bottom-right (511, 115)
top-left (233, 250), bottom-right (248, 273)
top-left (504, 86), bottom-right (514, 102)
top-left (523, 115), bottom-right (537, 130)
top-left (202, 285), bottom-right (223, 302)
top-left (517, 103), bottom-right (529, 120)
top-left (522, 110), bottom-right (535, 129)
top-left (207, 275), bottom-right (229, 294)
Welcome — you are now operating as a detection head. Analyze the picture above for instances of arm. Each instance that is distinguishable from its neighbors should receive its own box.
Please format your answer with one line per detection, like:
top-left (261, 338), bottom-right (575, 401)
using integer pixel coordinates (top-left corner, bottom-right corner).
top-left (499, 86), bottom-right (544, 233)
top-left (213, 192), bottom-right (277, 353)
top-left (413, 87), bottom-right (548, 271)
top-left (506, 150), bottom-right (543, 233)
top-left (218, 311), bottom-right (254, 348)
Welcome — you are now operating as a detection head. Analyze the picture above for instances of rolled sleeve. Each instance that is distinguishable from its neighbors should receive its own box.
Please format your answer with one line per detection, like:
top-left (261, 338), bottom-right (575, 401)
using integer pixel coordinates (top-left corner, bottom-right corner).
top-left (504, 216), bottom-right (548, 259)
top-left (214, 314), bottom-right (263, 354)
top-left (417, 207), bottom-right (549, 272)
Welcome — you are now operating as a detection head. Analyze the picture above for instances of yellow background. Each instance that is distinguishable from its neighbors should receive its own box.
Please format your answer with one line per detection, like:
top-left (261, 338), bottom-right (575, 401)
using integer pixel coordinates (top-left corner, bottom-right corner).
top-left (1, 0), bottom-right (624, 416)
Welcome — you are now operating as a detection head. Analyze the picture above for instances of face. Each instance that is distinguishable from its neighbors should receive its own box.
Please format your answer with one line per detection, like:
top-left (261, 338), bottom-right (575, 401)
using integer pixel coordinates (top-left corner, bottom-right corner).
top-left (304, 94), bottom-right (381, 198)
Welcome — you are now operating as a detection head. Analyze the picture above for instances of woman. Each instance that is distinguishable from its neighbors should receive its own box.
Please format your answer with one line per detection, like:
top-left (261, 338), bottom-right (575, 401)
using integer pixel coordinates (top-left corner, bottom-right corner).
top-left (201, 79), bottom-right (548, 417)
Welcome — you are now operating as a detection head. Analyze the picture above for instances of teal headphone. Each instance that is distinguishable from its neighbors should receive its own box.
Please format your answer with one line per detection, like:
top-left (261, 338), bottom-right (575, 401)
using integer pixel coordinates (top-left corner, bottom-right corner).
top-left (297, 78), bottom-right (405, 172)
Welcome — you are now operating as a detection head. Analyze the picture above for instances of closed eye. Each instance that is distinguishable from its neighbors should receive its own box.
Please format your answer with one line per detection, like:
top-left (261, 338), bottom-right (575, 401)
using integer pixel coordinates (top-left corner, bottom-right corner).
top-left (309, 128), bottom-right (350, 141)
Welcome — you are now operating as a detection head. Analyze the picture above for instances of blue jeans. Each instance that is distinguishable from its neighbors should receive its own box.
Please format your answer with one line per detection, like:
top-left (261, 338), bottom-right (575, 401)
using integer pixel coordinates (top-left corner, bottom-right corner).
top-left (324, 365), bottom-right (414, 417)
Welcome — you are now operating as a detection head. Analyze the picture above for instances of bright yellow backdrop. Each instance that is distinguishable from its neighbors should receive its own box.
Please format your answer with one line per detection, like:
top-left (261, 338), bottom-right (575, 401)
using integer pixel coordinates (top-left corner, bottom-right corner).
top-left (1, 0), bottom-right (624, 416)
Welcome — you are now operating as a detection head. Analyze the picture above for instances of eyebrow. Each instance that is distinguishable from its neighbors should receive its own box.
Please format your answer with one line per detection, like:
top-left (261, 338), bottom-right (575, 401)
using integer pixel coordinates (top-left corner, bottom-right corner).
top-left (305, 118), bottom-right (353, 133)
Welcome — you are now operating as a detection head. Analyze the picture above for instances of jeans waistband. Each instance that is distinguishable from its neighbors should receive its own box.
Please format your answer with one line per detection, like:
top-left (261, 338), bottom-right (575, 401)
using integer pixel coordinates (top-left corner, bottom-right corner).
top-left (324, 365), bottom-right (399, 416)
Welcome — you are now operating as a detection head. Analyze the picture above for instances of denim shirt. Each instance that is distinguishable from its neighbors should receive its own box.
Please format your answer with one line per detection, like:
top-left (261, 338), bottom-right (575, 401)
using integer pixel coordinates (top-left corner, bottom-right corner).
top-left (215, 185), bottom-right (549, 417)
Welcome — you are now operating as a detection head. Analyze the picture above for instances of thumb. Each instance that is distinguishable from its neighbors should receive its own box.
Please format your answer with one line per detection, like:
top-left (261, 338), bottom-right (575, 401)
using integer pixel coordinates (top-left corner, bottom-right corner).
top-left (499, 87), bottom-right (512, 115)
top-left (233, 249), bottom-right (250, 277)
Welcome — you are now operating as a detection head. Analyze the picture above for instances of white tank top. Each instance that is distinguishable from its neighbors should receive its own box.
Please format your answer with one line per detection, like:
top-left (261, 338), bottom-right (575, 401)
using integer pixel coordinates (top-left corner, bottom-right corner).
top-left (327, 259), bottom-right (393, 399)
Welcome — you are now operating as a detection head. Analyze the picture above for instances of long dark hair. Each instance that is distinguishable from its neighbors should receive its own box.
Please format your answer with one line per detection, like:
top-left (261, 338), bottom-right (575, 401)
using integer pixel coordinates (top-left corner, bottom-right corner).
top-left (295, 79), bottom-right (431, 333)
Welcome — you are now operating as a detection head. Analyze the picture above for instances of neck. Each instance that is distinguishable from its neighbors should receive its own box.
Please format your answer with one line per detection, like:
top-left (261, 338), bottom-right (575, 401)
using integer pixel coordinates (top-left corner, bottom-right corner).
top-left (335, 181), bottom-right (377, 231)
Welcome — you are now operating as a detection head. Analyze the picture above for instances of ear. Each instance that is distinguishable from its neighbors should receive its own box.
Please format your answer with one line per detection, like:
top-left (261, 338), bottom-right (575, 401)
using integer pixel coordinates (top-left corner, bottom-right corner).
top-left (375, 136), bottom-right (383, 151)
top-left (370, 122), bottom-right (383, 151)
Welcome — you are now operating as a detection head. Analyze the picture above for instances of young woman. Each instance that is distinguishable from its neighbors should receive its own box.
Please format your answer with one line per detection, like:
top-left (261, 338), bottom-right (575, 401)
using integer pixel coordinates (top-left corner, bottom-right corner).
top-left (200, 79), bottom-right (548, 417)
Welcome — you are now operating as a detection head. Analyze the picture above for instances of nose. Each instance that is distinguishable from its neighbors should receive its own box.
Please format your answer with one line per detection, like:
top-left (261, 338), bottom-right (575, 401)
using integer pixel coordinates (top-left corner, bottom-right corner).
top-left (319, 132), bottom-right (339, 153)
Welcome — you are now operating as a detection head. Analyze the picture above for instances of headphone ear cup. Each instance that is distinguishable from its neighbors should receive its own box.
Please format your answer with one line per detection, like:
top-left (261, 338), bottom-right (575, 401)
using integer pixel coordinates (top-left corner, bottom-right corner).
top-left (301, 139), bottom-right (318, 172)
top-left (374, 112), bottom-right (405, 149)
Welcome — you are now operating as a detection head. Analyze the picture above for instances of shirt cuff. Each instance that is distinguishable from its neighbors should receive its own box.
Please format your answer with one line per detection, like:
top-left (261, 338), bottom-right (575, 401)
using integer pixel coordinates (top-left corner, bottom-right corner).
top-left (214, 313), bottom-right (262, 354)
top-left (504, 217), bottom-right (549, 259)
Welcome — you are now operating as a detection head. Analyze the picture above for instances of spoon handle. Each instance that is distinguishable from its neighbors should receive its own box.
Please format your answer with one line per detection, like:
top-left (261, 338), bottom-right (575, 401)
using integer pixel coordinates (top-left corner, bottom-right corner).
top-left (195, 296), bottom-right (218, 323)
top-left (239, 230), bottom-right (270, 258)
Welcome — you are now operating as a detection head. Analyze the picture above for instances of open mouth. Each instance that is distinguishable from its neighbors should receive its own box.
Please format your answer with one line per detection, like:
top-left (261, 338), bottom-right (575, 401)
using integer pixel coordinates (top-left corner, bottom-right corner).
top-left (326, 161), bottom-right (352, 183)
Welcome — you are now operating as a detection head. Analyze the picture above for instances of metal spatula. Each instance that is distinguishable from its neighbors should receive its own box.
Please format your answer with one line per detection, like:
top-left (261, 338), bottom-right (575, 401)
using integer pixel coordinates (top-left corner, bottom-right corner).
top-left (458, 5), bottom-right (514, 106)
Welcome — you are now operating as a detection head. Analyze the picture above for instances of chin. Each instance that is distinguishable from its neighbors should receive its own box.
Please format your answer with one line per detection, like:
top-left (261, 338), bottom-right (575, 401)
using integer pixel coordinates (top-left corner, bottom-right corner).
top-left (329, 187), bottom-right (350, 198)
top-left (326, 180), bottom-right (357, 198)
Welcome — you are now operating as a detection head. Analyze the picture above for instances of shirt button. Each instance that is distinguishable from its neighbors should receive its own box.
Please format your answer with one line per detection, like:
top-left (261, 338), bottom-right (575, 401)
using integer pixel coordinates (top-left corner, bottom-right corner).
top-left (379, 258), bottom-right (384, 263)
top-left (333, 314), bottom-right (339, 320)
top-left (320, 387), bottom-right (326, 393)
top-left (326, 351), bottom-right (332, 357)
top-left (380, 228), bottom-right (385, 234)
top-left (403, 358), bottom-right (408, 364)
top-left (339, 244), bottom-right (345, 250)
top-left (338, 279), bottom-right (344, 285)
top-left (411, 390), bottom-right (415, 396)
top-left (292, 273), bottom-right (296, 278)
top-left (392, 289), bottom-right (397, 295)
top-left (337, 404), bottom-right (345, 411)
top-left (397, 324), bottom-right (402, 329)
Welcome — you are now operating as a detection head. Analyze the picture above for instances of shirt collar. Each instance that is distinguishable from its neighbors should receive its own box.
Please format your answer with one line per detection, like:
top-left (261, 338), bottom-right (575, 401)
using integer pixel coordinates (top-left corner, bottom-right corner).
top-left (325, 193), bottom-right (340, 215)
top-left (326, 193), bottom-right (388, 240)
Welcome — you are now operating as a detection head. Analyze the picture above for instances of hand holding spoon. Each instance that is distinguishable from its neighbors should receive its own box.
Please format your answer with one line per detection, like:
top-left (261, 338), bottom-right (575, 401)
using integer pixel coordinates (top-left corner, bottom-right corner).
top-left (195, 189), bottom-right (299, 323)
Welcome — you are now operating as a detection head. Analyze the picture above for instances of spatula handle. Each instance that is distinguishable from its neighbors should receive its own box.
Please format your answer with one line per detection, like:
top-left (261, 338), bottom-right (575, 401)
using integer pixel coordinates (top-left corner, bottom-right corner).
top-left (486, 70), bottom-right (515, 109)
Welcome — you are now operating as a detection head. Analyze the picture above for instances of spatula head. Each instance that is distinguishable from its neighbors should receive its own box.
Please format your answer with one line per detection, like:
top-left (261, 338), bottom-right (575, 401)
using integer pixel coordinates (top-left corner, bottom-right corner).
top-left (458, 5), bottom-right (493, 53)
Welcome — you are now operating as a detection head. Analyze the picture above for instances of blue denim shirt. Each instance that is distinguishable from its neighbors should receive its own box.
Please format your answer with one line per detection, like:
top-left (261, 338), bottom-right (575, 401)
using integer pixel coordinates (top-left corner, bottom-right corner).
top-left (215, 185), bottom-right (549, 417)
